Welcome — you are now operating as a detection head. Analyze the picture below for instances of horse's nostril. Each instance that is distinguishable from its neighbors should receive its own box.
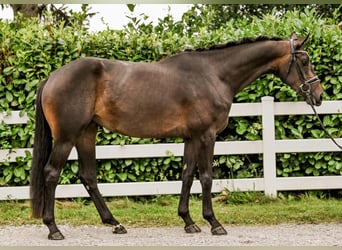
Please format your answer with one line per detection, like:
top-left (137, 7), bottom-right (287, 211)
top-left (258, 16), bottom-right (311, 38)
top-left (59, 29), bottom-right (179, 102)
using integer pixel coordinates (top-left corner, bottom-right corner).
top-left (320, 94), bottom-right (323, 101)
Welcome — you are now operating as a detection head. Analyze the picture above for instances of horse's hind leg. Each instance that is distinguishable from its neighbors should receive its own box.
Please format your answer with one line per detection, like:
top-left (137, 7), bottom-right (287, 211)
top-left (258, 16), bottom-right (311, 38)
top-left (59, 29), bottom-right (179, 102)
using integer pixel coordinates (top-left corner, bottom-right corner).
top-left (75, 122), bottom-right (127, 234)
top-left (43, 140), bottom-right (74, 240)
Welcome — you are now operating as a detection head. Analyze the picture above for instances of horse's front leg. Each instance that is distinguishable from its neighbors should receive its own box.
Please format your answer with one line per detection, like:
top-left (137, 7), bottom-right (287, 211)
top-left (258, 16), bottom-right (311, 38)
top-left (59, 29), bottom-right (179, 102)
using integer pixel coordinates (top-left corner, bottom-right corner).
top-left (178, 139), bottom-right (201, 233)
top-left (198, 133), bottom-right (227, 235)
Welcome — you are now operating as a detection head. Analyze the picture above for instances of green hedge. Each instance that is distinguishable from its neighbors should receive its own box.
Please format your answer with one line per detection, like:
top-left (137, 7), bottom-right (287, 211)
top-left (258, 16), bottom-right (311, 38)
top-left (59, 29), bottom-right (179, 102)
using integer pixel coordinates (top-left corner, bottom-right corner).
top-left (0, 8), bottom-right (341, 186)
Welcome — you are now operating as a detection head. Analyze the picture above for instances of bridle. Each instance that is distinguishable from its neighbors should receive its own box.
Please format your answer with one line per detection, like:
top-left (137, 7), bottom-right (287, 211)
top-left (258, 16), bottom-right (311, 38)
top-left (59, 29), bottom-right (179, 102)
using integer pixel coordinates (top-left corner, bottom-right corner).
top-left (284, 38), bottom-right (320, 97)
top-left (285, 38), bottom-right (342, 150)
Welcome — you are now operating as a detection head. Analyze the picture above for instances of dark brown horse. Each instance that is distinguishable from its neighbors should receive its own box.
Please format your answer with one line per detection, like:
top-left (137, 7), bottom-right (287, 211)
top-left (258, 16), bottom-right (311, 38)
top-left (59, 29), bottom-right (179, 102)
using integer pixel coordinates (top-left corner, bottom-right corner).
top-left (30, 33), bottom-right (323, 240)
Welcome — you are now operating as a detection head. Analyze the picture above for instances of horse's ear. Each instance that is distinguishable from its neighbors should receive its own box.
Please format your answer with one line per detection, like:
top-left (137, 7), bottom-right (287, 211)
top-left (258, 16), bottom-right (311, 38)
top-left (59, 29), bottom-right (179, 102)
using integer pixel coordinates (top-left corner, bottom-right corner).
top-left (301, 33), bottom-right (310, 45)
top-left (296, 33), bottom-right (311, 49)
top-left (290, 32), bottom-right (297, 40)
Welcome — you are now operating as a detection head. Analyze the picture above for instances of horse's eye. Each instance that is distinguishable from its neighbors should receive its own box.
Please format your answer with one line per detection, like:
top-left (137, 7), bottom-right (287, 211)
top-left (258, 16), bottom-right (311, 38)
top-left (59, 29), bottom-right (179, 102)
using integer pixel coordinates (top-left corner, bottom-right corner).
top-left (301, 54), bottom-right (310, 66)
top-left (302, 59), bottom-right (309, 66)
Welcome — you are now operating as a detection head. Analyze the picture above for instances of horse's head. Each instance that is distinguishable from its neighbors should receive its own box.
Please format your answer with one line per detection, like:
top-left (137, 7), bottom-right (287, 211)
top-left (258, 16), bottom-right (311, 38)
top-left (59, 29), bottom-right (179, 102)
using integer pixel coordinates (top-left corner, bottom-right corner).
top-left (280, 32), bottom-right (323, 106)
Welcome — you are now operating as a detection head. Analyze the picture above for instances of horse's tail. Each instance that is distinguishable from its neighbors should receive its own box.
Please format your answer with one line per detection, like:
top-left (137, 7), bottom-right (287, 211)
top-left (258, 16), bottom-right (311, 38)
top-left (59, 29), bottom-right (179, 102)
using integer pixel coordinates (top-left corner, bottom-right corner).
top-left (30, 79), bottom-right (52, 218)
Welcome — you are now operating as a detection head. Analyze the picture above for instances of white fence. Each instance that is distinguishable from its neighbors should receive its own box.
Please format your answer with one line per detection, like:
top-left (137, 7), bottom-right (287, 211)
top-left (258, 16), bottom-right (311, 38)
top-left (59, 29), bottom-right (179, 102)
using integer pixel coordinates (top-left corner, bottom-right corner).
top-left (1, 96), bottom-right (342, 200)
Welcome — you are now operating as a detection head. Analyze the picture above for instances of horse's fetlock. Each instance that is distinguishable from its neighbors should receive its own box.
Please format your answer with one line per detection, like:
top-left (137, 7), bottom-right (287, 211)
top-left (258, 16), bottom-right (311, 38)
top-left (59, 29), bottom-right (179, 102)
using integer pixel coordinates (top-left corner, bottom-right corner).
top-left (43, 217), bottom-right (54, 227)
top-left (203, 211), bottom-right (215, 222)
top-left (102, 217), bottom-right (115, 225)
top-left (178, 208), bottom-right (189, 218)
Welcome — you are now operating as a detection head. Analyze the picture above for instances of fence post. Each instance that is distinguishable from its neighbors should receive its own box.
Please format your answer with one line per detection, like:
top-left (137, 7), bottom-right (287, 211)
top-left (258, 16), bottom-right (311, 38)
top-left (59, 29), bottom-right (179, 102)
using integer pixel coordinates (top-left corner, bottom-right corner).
top-left (261, 96), bottom-right (277, 197)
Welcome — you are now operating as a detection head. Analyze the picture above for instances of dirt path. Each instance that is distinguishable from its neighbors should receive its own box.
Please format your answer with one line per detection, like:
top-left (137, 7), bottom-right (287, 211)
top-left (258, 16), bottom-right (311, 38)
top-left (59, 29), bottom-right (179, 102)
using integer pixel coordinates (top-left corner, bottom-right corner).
top-left (0, 223), bottom-right (341, 246)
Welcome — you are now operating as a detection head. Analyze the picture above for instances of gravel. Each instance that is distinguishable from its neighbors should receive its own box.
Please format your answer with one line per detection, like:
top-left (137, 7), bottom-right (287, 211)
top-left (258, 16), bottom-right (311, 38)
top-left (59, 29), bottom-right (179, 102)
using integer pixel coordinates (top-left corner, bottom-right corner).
top-left (1, 223), bottom-right (341, 246)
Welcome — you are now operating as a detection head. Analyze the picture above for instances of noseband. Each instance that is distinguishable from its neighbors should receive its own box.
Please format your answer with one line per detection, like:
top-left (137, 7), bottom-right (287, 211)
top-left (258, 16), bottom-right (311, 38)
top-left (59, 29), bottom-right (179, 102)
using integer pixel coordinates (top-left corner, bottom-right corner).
top-left (285, 38), bottom-right (320, 96)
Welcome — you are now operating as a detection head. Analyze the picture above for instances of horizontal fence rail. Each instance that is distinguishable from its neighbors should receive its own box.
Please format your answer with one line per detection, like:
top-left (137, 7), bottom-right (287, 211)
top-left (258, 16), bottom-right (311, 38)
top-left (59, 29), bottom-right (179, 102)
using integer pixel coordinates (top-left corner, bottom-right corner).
top-left (1, 96), bottom-right (342, 200)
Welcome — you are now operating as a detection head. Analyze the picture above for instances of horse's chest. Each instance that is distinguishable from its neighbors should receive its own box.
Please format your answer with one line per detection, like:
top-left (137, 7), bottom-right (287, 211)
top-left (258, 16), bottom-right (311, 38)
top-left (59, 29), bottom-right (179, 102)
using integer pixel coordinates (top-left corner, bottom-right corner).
top-left (187, 101), bottom-right (230, 134)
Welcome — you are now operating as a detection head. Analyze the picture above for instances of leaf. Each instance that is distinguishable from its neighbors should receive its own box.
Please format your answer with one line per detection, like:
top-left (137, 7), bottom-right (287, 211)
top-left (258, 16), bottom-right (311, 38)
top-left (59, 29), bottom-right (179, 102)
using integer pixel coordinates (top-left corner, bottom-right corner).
top-left (5, 92), bottom-right (13, 102)
top-left (104, 161), bottom-right (112, 171)
top-left (128, 173), bottom-right (136, 182)
top-left (127, 4), bottom-right (136, 12)
top-left (117, 173), bottom-right (127, 182)
top-left (13, 167), bottom-right (25, 178)
top-left (219, 156), bottom-right (227, 164)
top-left (125, 159), bottom-right (133, 166)
top-left (311, 129), bottom-right (324, 138)
top-left (163, 158), bottom-right (171, 165)
top-left (3, 67), bottom-right (14, 75)
top-left (323, 116), bottom-right (331, 127)
top-left (5, 172), bottom-right (13, 183)
top-left (290, 127), bottom-right (303, 139)
top-left (313, 169), bottom-right (320, 176)
top-left (236, 120), bottom-right (248, 135)
top-left (71, 164), bottom-right (79, 174)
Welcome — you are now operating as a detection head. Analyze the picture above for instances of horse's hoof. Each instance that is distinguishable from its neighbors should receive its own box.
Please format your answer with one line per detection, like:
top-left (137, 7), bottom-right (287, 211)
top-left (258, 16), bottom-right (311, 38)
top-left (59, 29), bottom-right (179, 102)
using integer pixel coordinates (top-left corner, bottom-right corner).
top-left (48, 231), bottom-right (65, 240)
top-left (112, 224), bottom-right (127, 234)
top-left (211, 225), bottom-right (227, 235)
top-left (184, 224), bottom-right (201, 233)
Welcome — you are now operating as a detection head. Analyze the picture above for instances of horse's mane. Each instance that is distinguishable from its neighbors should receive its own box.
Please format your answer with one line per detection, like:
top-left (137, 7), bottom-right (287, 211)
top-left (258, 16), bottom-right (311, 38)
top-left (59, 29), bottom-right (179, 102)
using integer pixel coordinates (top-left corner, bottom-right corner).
top-left (184, 36), bottom-right (284, 52)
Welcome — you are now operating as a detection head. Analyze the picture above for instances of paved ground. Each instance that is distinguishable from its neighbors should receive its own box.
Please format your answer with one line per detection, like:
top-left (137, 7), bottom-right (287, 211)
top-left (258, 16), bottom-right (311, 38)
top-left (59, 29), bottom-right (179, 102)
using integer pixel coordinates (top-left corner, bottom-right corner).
top-left (0, 223), bottom-right (341, 246)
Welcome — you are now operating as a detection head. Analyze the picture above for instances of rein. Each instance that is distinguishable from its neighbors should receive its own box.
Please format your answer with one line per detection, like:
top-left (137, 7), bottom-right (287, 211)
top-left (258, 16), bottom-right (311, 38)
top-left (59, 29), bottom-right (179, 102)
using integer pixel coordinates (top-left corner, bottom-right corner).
top-left (285, 38), bottom-right (342, 150)
top-left (307, 98), bottom-right (342, 150)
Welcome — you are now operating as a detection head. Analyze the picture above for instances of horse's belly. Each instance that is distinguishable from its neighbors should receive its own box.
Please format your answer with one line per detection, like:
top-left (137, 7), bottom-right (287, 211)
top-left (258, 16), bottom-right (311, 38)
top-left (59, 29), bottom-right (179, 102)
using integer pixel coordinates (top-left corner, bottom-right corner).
top-left (115, 115), bottom-right (189, 138)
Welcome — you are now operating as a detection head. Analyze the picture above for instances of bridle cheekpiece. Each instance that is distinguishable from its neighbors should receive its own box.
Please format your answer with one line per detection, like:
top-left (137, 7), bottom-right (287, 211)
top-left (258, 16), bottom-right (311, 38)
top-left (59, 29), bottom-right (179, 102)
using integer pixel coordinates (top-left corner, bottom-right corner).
top-left (285, 38), bottom-right (320, 96)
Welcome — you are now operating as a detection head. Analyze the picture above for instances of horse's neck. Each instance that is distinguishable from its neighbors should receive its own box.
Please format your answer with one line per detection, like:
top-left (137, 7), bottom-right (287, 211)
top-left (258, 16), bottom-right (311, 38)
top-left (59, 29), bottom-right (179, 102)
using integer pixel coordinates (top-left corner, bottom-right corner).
top-left (206, 41), bottom-right (288, 95)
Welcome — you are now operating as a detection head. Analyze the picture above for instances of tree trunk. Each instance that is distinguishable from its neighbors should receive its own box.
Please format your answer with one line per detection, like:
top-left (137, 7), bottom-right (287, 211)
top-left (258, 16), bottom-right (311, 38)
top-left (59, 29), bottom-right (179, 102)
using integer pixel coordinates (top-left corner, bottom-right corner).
top-left (10, 4), bottom-right (39, 18)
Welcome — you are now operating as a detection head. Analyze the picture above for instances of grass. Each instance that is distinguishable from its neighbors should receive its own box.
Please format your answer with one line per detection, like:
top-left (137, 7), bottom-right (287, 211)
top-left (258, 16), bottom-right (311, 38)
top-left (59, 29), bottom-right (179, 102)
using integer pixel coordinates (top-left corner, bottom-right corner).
top-left (1, 192), bottom-right (342, 227)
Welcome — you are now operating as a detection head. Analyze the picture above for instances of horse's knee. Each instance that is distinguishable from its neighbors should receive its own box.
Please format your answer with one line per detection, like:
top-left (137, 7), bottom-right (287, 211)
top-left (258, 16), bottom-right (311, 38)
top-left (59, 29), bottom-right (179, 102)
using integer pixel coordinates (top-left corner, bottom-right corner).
top-left (199, 173), bottom-right (212, 189)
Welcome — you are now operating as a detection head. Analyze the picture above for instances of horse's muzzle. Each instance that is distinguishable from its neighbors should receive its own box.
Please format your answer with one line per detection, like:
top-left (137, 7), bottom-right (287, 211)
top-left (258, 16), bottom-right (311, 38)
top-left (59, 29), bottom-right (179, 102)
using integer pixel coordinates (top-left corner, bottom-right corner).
top-left (306, 92), bottom-right (323, 106)
top-left (300, 76), bottom-right (322, 107)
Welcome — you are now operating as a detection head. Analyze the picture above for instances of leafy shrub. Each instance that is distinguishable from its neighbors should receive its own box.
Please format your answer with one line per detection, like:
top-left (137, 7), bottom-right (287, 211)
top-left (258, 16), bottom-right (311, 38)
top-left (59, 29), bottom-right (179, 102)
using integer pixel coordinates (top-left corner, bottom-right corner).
top-left (0, 8), bottom-right (341, 186)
